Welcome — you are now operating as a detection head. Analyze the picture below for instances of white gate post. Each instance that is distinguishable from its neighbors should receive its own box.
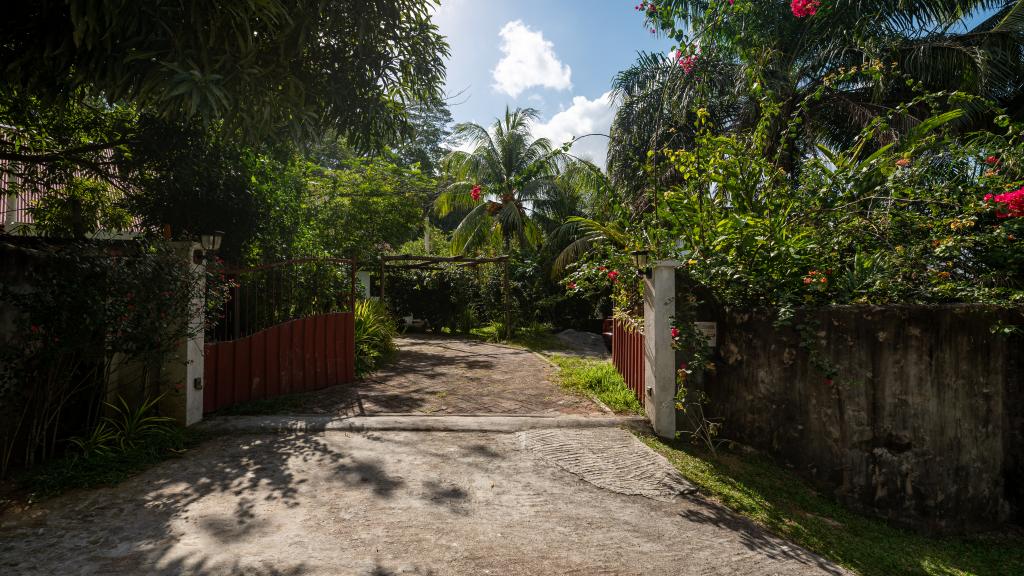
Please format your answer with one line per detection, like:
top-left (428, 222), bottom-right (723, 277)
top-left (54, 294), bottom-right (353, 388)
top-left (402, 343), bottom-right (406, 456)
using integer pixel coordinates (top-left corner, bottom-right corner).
top-left (160, 242), bottom-right (206, 426)
top-left (644, 259), bottom-right (678, 439)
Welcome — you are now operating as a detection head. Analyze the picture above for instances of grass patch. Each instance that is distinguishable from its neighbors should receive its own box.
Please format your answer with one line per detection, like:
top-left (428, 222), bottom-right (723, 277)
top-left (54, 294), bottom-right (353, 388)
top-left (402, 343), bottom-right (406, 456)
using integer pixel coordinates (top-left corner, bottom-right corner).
top-left (16, 427), bottom-right (206, 501)
top-left (470, 321), bottom-right (565, 353)
top-left (639, 435), bottom-right (1024, 576)
top-left (549, 355), bottom-right (643, 414)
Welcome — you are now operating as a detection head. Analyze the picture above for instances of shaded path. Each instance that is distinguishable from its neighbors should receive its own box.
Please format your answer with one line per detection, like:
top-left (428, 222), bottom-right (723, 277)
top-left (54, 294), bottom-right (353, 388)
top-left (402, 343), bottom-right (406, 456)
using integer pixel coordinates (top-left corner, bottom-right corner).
top-left (0, 430), bottom-right (849, 575)
top-left (266, 335), bottom-right (603, 416)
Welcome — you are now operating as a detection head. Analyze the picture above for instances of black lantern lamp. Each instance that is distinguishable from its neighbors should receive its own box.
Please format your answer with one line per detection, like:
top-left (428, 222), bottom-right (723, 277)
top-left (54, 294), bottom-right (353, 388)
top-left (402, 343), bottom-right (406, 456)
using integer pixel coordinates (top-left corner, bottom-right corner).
top-left (200, 231), bottom-right (224, 253)
top-left (194, 231), bottom-right (225, 264)
top-left (630, 249), bottom-right (651, 278)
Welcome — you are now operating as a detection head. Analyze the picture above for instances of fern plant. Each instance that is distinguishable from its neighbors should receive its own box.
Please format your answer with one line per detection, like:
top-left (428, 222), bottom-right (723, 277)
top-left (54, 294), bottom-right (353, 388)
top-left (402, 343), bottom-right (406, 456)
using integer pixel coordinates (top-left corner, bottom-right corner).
top-left (354, 299), bottom-right (398, 376)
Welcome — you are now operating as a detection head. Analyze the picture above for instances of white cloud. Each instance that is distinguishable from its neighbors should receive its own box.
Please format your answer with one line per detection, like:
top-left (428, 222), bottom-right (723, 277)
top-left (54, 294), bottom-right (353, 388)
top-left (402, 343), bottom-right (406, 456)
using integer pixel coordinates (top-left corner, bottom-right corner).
top-left (492, 20), bottom-right (572, 98)
top-left (533, 91), bottom-right (618, 170)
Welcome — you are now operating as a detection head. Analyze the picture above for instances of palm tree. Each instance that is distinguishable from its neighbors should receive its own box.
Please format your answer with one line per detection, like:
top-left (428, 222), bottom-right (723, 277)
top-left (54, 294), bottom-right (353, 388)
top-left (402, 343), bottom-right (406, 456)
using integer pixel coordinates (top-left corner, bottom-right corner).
top-left (434, 107), bottom-right (564, 253)
top-left (609, 0), bottom-right (1024, 194)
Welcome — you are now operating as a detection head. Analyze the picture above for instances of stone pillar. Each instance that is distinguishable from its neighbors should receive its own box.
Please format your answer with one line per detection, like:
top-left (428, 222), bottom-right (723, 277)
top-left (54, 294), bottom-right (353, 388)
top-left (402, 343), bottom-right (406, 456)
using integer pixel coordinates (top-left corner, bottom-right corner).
top-left (644, 260), bottom-right (679, 439)
top-left (159, 242), bottom-right (205, 426)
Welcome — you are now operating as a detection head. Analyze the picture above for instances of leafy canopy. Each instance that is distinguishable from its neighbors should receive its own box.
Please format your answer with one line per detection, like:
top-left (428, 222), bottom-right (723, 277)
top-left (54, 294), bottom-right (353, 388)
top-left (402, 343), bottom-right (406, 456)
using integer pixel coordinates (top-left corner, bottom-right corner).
top-left (0, 0), bottom-right (449, 149)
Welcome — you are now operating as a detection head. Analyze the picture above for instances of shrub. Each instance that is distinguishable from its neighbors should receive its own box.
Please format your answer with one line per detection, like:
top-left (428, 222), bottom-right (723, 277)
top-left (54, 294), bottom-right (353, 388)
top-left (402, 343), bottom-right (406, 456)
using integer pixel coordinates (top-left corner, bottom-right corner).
top-left (0, 239), bottom-right (203, 478)
top-left (22, 393), bottom-right (186, 499)
top-left (354, 299), bottom-right (397, 376)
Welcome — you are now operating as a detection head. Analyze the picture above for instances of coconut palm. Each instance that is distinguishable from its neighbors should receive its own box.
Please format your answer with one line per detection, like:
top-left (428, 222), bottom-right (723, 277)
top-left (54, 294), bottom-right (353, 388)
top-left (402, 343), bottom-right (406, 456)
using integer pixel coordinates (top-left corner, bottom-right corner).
top-left (434, 107), bottom-right (562, 253)
top-left (609, 0), bottom-right (1024, 195)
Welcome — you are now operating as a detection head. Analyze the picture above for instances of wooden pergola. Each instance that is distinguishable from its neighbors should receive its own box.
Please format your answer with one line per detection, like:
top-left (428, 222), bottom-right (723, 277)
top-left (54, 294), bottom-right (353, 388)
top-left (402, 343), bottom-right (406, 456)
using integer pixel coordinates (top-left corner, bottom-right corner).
top-left (379, 254), bottom-right (512, 339)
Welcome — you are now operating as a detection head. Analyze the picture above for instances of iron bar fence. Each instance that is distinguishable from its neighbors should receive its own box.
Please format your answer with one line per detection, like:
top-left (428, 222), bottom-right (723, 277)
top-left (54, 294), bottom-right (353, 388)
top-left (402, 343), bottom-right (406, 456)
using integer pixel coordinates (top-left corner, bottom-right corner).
top-left (208, 258), bottom-right (357, 343)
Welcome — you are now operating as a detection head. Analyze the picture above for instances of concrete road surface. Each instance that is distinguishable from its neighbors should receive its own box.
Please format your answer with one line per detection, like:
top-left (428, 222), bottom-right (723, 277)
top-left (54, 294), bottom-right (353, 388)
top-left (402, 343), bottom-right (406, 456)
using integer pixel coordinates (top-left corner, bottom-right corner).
top-left (0, 428), bottom-right (849, 576)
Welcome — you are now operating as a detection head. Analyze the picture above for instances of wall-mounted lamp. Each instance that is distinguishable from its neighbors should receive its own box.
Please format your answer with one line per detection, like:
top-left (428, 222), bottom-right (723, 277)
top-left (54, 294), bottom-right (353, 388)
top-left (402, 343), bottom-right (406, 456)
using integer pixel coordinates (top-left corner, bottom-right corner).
top-left (630, 249), bottom-right (651, 278)
top-left (194, 231), bottom-right (225, 264)
top-left (200, 231), bottom-right (224, 253)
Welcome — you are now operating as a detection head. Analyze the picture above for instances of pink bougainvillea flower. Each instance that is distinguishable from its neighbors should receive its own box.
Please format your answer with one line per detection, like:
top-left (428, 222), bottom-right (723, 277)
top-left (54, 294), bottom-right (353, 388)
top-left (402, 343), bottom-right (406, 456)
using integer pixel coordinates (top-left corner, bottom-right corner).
top-left (607, 270), bottom-right (620, 281)
top-left (470, 184), bottom-right (482, 201)
top-left (985, 155), bottom-right (1000, 165)
top-left (985, 186), bottom-right (1024, 218)
top-left (791, 0), bottom-right (820, 17)
top-left (671, 327), bottom-right (680, 338)
top-left (895, 158), bottom-right (911, 168)
top-left (676, 53), bottom-right (698, 74)
top-left (566, 282), bottom-right (577, 290)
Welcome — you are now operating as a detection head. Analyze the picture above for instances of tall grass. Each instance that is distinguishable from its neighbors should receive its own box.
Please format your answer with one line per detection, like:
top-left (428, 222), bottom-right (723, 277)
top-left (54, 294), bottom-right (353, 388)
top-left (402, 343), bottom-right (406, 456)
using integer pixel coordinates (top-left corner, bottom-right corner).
top-left (549, 355), bottom-right (643, 414)
top-left (354, 299), bottom-right (397, 376)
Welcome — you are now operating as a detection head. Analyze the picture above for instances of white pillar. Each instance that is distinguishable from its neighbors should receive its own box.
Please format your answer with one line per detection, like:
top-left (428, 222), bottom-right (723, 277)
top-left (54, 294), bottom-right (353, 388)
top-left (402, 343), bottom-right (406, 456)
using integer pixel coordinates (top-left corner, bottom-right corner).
top-left (184, 252), bottom-right (205, 426)
top-left (160, 242), bottom-right (205, 426)
top-left (644, 260), bottom-right (678, 439)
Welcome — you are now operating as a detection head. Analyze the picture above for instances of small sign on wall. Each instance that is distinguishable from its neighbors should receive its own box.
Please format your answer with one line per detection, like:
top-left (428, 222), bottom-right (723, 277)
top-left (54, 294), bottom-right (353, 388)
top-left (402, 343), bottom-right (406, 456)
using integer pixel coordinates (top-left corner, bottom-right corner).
top-left (695, 321), bottom-right (717, 347)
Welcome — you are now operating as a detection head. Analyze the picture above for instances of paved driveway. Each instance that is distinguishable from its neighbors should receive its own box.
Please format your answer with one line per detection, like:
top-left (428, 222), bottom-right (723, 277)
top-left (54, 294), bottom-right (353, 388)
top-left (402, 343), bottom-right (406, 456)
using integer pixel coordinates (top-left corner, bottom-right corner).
top-left (265, 335), bottom-right (603, 416)
top-left (0, 429), bottom-right (848, 576)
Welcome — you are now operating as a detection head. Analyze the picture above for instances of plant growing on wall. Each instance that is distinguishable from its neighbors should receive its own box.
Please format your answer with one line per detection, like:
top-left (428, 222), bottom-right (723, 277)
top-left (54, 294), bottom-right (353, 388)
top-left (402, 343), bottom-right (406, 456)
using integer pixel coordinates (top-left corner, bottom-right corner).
top-left (0, 239), bottom-right (203, 477)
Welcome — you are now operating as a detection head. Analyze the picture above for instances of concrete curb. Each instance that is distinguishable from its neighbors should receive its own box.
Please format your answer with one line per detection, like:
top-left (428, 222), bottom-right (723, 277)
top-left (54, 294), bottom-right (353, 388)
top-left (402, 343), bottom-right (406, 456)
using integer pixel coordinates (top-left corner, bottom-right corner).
top-left (196, 414), bottom-right (651, 435)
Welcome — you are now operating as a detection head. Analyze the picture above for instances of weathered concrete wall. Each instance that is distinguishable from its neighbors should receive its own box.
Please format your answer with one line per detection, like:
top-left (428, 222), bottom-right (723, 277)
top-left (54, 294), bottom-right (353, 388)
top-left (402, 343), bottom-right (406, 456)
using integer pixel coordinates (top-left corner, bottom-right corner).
top-left (701, 305), bottom-right (1023, 532)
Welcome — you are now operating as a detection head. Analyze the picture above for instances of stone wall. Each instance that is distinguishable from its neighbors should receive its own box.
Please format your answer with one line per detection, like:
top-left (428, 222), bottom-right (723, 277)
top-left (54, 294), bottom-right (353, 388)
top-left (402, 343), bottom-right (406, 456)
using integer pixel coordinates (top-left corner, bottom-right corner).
top-left (698, 305), bottom-right (1023, 532)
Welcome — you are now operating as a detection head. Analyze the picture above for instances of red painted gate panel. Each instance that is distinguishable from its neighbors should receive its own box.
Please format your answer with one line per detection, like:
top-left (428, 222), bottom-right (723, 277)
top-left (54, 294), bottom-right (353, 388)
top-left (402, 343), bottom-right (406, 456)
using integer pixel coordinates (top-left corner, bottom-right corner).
top-left (612, 318), bottom-right (645, 405)
top-left (203, 312), bottom-right (356, 414)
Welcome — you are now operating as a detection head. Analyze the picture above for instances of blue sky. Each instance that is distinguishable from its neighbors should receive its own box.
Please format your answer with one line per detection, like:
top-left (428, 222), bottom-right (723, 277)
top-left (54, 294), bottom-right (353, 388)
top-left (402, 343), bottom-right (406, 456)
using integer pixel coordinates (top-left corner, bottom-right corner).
top-left (432, 0), bottom-right (673, 167)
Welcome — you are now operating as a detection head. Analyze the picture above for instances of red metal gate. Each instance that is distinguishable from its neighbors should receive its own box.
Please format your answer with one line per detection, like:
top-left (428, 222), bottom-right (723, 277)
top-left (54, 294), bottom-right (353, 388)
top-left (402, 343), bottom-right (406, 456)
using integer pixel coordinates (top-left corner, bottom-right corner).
top-left (611, 317), bottom-right (645, 405)
top-left (203, 258), bottom-right (357, 414)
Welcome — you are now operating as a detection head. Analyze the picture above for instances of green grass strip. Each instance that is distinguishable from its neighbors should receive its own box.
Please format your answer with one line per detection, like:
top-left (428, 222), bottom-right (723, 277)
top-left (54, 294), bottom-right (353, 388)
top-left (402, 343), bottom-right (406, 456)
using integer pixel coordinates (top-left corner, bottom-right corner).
top-left (549, 355), bottom-right (643, 415)
top-left (639, 435), bottom-right (1024, 576)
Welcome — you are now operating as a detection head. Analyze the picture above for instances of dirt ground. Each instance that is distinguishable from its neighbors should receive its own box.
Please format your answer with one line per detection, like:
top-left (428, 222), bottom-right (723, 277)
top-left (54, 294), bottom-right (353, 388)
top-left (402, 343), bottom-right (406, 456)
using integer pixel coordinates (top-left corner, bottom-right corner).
top-left (0, 429), bottom-right (848, 576)
top-left (270, 335), bottom-right (603, 416)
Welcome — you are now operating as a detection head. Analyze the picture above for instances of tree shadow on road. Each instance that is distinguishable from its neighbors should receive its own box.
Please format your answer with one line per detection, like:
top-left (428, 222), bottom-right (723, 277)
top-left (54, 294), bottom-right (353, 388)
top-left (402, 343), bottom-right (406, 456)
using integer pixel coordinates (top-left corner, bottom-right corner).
top-left (0, 431), bottom-right (414, 574)
top-left (677, 501), bottom-right (847, 575)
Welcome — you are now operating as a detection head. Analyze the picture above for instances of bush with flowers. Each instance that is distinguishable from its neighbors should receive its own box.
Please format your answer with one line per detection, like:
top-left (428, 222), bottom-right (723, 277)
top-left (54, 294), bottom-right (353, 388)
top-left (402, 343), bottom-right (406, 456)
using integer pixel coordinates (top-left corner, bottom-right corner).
top-left (655, 93), bottom-right (1024, 312)
top-left (0, 238), bottom-right (213, 478)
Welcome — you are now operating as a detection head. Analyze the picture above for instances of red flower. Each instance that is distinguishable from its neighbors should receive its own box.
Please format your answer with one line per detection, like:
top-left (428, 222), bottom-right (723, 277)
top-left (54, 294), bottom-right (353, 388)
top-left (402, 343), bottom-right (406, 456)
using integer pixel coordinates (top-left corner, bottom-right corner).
top-left (671, 327), bottom-right (680, 338)
top-left (895, 158), bottom-right (911, 168)
top-left (824, 378), bottom-right (833, 386)
top-left (986, 186), bottom-right (1024, 218)
top-left (597, 265), bottom-right (607, 271)
top-left (30, 324), bottom-right (41, 334)
top-left (985, 155), bottom-right (1000, 165)
top-left (791, 0), bottom-right (820, 17)
top-left (566, 282), bottom-right (577, 290)
top-left (607, 270), bottom-right (620, 281)
top-left (675, 51), bottom-right (698, 74)
top-left (470, 185), bottom-right (482, 201)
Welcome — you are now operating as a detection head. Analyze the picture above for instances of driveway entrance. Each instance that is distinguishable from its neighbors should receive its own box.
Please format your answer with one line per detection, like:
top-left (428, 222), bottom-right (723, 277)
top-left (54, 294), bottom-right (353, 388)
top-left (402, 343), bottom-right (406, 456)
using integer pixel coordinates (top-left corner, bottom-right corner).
top-left (0, 430), bottom-right (848, 575)
top-left (259, 335), bottom-right (604, 416)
